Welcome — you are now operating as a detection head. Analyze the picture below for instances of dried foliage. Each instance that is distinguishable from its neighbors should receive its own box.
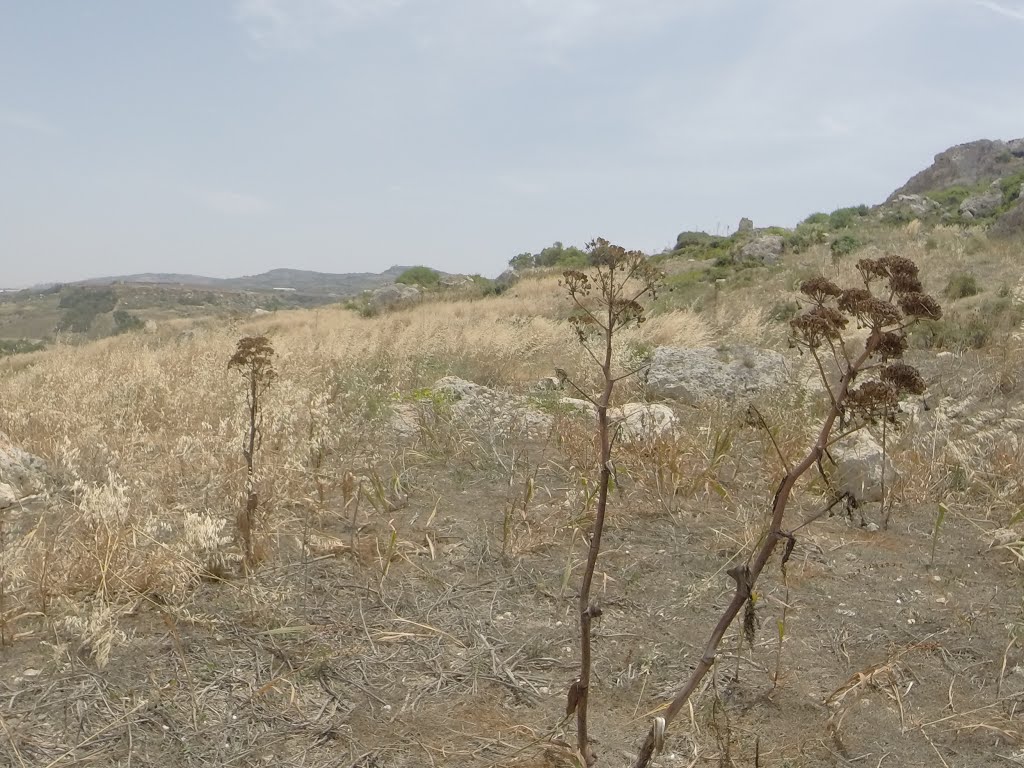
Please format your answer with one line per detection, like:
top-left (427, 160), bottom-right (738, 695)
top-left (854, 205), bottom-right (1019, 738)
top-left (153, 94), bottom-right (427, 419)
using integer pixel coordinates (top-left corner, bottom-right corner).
top-left (561, 239), bottom-right (663, 766)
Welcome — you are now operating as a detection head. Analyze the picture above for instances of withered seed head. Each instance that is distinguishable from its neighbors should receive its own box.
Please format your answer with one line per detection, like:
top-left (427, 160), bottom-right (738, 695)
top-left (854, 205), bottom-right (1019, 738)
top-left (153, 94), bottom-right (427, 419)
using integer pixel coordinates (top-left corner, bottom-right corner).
top-left (898, 292), bottom-right (942, 320)
top-left (880, 362), bottom-right (926, 396)
top-left (799, 277), bottom-right (843, 305)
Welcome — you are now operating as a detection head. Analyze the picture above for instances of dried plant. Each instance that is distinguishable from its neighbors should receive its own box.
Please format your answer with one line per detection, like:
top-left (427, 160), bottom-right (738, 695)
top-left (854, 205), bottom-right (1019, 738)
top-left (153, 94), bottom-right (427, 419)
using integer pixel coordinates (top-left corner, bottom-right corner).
top-left (632, 255), bottom-right (941, 767)
top-left (560, 238), bottom-right (663, 766)
top-left (228, 335), bottom-right (276, 567)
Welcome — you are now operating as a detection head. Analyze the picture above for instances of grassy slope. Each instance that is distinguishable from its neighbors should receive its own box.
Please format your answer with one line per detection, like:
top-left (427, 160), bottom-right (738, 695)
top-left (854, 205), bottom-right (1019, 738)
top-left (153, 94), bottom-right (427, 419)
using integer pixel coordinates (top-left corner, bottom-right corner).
top-left (0, 225), bottom-right (1023, 766)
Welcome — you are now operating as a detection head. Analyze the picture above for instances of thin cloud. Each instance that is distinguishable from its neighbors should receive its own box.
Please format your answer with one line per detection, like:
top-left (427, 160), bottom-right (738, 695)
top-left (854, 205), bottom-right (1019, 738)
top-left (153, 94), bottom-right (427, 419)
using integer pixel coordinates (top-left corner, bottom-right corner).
top-left (0, 109), bottom-right (59, 136)
top-left (196, 189), bottom-right (272, 216)
top-left (973, 0), bottom-right (1024, 20)
top-left (233, 0), bottom-right (407, 48)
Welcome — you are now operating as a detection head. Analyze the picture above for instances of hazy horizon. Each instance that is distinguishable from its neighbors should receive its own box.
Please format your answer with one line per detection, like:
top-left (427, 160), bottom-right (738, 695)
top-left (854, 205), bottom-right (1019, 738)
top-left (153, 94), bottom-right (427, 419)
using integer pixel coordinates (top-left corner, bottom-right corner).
top-left (3, 0), bottom-right (1024, 288)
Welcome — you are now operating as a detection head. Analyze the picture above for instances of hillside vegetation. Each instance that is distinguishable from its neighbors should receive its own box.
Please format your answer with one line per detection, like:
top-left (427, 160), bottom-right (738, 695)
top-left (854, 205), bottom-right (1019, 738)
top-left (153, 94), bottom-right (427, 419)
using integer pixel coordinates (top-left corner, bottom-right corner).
top-left (1, 141), bottom-right (1024, 766)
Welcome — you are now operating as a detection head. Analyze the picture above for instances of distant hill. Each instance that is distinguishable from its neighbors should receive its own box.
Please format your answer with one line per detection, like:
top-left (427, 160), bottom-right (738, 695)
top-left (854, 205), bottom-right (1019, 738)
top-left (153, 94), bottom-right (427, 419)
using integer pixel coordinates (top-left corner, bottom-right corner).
top-left (77, 265), bottom-right (415, 297)
top-left (888, 138), bottom-right (1024, 200)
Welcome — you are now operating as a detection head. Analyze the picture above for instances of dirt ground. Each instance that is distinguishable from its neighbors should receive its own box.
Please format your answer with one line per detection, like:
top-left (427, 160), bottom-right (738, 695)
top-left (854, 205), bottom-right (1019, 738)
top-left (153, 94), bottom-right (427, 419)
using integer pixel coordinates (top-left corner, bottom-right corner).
top-left (3, 406), bottom-right (1023, 768)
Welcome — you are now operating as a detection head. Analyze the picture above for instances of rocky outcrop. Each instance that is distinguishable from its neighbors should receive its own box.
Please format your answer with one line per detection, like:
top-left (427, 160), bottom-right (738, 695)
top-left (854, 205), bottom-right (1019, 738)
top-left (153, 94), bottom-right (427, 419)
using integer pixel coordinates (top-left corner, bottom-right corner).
top-left (646, 346), bottom-right (788, 405)
top-left (888, 138), bottom-right (1024, 200)
top-left (737, 235), bottom-right (784, 265)
top-left (368, 283), bottom-right (421, 312)
top-left (390, 378), bottom-right (679, 444)
top-left (737, 217), bottom-right (754, 234)
top-left (888, 194), bottom-right (940, 217)
top-left (0, 431), bottom-right (48, 509)
top-left (959, 181), bottom-right (1004, 220)
top-left (830, 431), bottom-right (897, 504)
top-left (439, 274), bottom-right (474, 288)
top-left (610, 403), bottom-right (677, 443)
top-left (992, 197), bottom-right (1024, 237)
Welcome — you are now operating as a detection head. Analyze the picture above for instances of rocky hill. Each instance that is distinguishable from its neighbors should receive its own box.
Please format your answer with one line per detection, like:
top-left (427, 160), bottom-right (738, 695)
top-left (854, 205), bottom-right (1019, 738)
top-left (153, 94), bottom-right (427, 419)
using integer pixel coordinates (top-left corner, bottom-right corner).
top-left (883, 137), bottom-right (1024, 234)
top-left (888, 138), bottom-right (1024, 199)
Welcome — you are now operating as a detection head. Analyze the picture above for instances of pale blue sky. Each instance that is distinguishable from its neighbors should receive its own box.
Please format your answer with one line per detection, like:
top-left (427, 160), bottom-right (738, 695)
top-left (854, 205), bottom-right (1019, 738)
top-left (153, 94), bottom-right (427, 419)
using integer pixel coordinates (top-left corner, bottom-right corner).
top-left (2, 0), bottom-right (1022, 287)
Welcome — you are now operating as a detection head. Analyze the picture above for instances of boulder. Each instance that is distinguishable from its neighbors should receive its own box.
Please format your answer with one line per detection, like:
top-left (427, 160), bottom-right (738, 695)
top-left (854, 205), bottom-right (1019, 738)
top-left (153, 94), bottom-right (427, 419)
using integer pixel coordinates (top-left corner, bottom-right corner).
top-left (646, 346), bottom-right (788, 405)
top-left (430, 377), bottom-right (552, 437)
top-left (494, 270), bottom-right (520, 292)
top-left (737, 235), bottom-right (784, 265)
top-left (959, 181), bottom-right (1003, 219)
top-left (892, 194), bottom-right (939, 217)
top-left (0, 431), bottom-right (48, 508)
top-left (439, 274), bottom-right (474, 288)
top-left (610, 403), bottom-right (677, 442)
top-left (830, 430), bottom-right (897, 504)
top-left (737, 217), bottom-right (754, 234)
top-left (992, 197), bottom-right (1024, 237)
top-left (368, 283), bottom-right (421, 312)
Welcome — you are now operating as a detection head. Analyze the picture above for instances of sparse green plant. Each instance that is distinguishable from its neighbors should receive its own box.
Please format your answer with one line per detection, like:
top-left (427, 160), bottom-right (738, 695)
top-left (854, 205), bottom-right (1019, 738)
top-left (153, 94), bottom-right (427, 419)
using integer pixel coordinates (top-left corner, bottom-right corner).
top-left (227, 335), bottom-right (276, 567)
top-left (559, 238), bottom-right (662, 766)
top-left (830, 234), bottom-right (861, 258)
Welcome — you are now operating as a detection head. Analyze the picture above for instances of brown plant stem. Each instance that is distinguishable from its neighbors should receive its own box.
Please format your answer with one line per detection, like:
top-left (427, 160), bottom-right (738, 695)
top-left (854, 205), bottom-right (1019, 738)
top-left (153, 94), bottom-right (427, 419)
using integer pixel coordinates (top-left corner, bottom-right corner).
top-left (576, 307), bottom-right (615, 766)
top-left (631, 334), bottom-right (877, 768)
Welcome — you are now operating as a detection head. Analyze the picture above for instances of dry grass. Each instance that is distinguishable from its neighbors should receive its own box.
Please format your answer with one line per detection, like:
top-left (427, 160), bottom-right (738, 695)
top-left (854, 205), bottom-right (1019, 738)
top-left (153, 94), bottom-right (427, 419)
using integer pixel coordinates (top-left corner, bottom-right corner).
top-left (0, 241), bottom-right (1022, 766)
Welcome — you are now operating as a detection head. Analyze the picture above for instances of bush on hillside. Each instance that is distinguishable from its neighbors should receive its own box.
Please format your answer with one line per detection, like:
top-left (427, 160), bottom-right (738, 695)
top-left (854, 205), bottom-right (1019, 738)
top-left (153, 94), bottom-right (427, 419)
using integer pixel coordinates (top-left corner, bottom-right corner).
top-left (944, 272), bottom-right (980, 300)
top-left (396, 266), bottom-right (441, 287)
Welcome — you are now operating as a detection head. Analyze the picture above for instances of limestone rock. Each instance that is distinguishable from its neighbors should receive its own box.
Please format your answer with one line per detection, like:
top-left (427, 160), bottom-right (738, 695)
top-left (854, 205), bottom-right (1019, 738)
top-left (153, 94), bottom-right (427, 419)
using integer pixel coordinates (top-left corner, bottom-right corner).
top-left (737, 235), bottom-right (784, 264)
top-left (992, 197), bottom-right (1024, 237)
top-left (737, 217), bottom-right (754, 233)
top-left (0, 431), bottom-right (48, 508)
top-left (830, 431), bottom-right (897, 504)
top-left (610, 403), bottom-right (677, 442)
top-left (368, 283), bottom-right (421, 312)
top-left (959, 181), bottom-right (1003, 219)
top-left (646, 346), bottom-right (788, 405)
top-left (892, 194), bottom-right (939, 217)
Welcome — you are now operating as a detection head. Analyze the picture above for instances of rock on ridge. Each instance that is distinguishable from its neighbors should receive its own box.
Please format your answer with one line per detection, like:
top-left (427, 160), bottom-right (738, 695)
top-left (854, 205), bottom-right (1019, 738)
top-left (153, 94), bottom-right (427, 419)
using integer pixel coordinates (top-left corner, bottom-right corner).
top-left (645, 346), bottom-right (789, 405)
top-left (0, 431), bottom-right (48, 509)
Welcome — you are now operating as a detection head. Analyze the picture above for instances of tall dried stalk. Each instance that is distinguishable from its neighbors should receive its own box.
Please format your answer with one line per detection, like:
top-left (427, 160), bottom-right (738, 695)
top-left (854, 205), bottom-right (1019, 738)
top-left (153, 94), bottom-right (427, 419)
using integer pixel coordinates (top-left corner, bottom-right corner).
top-left (632, 256), bottom-right (942, 767)
top-left (561, 240), bottom-right (662, 766)
top-left (228, 335), bottom-right (276, 567)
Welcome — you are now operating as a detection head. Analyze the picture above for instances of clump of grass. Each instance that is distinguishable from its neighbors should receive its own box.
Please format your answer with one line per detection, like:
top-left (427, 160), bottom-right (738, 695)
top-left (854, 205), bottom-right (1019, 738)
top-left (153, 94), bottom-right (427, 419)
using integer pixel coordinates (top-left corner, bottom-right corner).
top-left (943, 272), bottom-right (980, 299)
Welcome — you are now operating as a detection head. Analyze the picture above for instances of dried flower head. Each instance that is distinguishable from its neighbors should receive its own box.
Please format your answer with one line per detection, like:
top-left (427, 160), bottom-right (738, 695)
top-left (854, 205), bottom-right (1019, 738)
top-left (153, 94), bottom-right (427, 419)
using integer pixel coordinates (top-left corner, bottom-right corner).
top-left (898, 292), bottom-right (943, 320)
top-left (880, 362), bottom-right (926, 396)
top-left (837, 288), bottom-right (872, 315)
top-left (799, 277), bottom-right (843, 305)
top-left (228, 335), bottom-right (276, 384)
top-left (876, 331), bottom-right (908, 360)
top-left (847, 380), bottom-right (899, 416)
top-left (791, 306), bottom-right (847, 347)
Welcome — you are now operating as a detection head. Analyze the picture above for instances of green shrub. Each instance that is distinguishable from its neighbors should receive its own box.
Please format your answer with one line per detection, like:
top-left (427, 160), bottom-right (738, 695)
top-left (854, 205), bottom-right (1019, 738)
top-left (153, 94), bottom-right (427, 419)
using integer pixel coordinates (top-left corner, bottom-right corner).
top-left (787, 223), bottom-right (828, 253)
top-left (944, 272), bottom-right (980, 300)
top-left (927, 186), bottom-right (972, 209)
top-left (58, 286), bottom-right (117, 313)
top-left (0, 338), bottom-right (45, 357)
top-left (801, 212), bottom-right (830, 226)
top-left (829, 234), bottom-right (861, 258)
top-left (113, 309), bottom-right (145, 333)
top-left (396, 266), bottom-right (441, 287)
top-left (828, 205), bottom-right (870, 229)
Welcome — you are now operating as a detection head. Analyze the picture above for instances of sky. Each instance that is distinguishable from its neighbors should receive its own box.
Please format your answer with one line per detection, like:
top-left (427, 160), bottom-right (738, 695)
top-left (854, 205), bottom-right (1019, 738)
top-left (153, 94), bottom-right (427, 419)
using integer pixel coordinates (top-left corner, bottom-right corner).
top-left (2, 0), bottom-right (1023, 287)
